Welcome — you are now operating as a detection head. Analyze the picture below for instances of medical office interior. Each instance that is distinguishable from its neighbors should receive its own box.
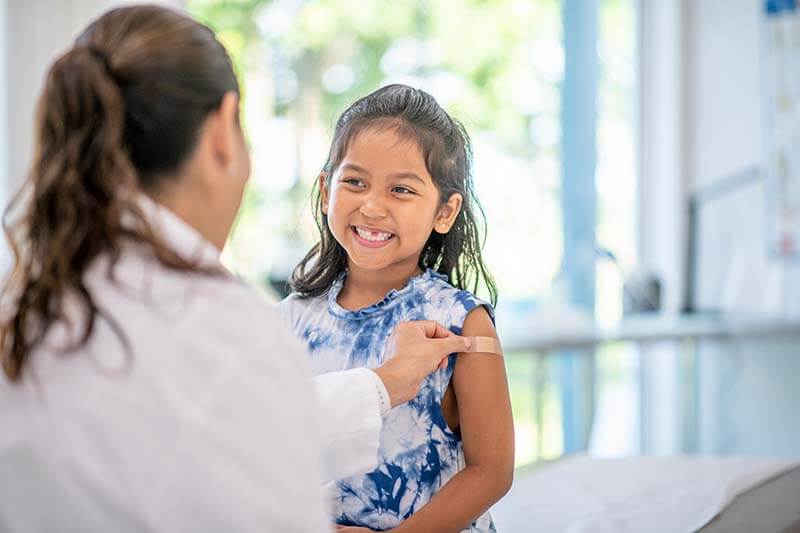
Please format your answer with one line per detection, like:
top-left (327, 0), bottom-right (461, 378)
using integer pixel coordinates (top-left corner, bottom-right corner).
top-left (1, 0), bottom-right (799, 531)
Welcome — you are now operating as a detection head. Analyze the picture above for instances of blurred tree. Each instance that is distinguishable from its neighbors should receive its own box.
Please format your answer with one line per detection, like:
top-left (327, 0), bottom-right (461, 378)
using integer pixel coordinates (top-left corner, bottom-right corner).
top-left (188, 0), bottom-right (560, 156)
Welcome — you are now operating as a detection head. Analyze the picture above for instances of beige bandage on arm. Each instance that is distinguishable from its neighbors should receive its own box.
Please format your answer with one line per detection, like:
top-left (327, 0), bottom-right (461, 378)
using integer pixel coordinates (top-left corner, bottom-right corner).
top-left (463, 336), bottom-right (503, 356)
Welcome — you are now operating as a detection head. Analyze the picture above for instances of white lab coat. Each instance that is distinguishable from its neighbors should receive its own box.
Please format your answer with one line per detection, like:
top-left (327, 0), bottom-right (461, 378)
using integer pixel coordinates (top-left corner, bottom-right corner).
top-left (0, 198), bottom-right (383, 532)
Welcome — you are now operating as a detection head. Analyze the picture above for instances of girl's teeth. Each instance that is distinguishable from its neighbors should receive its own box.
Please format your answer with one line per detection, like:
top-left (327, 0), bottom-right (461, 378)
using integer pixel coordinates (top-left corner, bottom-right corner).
top-left (355, 227), bottom-right (392, 241)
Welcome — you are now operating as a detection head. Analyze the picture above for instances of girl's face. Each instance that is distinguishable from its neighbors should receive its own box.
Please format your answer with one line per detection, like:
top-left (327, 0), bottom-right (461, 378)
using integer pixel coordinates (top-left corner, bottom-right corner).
top-left (320, 128), bottom-right (462, 277)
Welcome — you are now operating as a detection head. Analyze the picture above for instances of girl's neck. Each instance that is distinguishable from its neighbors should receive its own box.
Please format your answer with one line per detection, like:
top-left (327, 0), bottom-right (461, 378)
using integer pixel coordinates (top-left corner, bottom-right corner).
top-left (337, 262), bottom-right (423, 311)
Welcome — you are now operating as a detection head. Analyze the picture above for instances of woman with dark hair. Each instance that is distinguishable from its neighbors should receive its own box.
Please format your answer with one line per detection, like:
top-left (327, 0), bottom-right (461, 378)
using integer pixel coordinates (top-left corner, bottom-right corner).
top-left (0, 6), bottom-right (466, 531)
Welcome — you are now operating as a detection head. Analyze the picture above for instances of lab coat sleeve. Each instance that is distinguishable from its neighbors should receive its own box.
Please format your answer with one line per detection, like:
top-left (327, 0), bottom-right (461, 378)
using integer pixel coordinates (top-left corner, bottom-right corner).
top-left (312, 367), bottom-right (383, 483)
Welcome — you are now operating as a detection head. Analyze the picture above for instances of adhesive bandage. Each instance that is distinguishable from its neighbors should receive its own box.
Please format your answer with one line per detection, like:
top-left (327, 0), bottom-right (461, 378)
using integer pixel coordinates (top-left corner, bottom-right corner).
top-left (463, 336), bottom-right (503, 356)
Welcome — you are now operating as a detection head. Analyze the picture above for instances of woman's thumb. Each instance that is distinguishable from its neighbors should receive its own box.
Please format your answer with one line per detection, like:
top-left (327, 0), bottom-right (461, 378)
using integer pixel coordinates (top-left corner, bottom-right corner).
top-left (438, 334), bottom-right (470, 355)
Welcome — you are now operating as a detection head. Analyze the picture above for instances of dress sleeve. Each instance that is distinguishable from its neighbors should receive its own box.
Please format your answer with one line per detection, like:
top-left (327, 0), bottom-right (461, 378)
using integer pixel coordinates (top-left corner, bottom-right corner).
top-left (445, 290), bottom-right (495, 334)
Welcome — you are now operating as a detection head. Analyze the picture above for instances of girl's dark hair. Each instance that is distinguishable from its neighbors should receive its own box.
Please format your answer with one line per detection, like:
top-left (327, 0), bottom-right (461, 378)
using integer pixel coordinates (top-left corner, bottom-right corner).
top-left (1, 6), bottom-right (239, 382)
top-left (290, 84), bottom-right (497, 306)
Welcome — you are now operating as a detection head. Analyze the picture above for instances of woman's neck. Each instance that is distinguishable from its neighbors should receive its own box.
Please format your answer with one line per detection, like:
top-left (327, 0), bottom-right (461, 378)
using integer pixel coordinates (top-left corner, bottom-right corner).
top-left (146, 165), bottom-right (232, 251)
top-left (337, 262), bottom-right (422, 311)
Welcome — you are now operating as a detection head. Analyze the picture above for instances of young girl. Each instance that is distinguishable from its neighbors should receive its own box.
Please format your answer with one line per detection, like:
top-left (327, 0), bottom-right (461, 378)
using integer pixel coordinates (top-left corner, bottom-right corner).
top-left (279, 84), bottom-right (514, 532)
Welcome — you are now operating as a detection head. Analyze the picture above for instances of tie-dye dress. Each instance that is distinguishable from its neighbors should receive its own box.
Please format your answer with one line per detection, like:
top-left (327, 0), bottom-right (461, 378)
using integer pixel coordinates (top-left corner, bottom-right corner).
top-left (278, 269), bottom-right (496, 532)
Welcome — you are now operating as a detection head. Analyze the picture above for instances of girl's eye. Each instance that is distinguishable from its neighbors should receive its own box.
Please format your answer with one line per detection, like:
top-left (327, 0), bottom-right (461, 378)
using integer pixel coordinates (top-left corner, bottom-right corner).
top-left (342, 178), bottom-right (365, 188)
top-left (392, 186), bottom-right (415, 195)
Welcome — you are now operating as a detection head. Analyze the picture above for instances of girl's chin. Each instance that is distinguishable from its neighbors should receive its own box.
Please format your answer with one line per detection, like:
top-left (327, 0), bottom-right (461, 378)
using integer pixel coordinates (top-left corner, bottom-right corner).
top-left (347, 256), bottom-right (394, 271)
top-left (345, 250), bottom-right (404, 272)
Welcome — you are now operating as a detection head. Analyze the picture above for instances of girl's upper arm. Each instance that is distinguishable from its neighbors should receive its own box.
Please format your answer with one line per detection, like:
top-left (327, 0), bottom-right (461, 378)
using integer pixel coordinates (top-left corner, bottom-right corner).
top-left (452, 305), bottom-right (515, 490)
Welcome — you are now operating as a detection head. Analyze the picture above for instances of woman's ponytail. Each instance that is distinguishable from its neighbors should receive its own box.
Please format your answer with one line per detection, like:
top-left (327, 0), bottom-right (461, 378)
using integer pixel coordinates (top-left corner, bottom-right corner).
top-left (1, 6), bottom-right (239, 381)
top-left (2, 47), bottom-right (135, 380)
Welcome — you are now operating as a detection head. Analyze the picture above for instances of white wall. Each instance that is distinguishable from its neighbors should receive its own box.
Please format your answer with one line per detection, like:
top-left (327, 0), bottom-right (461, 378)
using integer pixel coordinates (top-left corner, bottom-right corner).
top-left (688, 0), bottom-right (800, 459)
top-left (686, 0), bottom-right (800, 313)
top-left (686, 0), bottom-right (762, 189)
top-left (640, 0), bottom-right (800, 458)
top-left (0, 0), bottom-right (7, 210)
top-left (639, 0), bottom-right (799, 313)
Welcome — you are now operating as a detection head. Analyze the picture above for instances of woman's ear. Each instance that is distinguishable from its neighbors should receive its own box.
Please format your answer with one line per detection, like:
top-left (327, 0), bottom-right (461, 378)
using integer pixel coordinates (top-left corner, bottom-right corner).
top-left (212, 91), bottom-right (240, 174)
top-left (319, 172), bottom-right (330, 215)
top-left (434, 192), bottom-right (463, 234)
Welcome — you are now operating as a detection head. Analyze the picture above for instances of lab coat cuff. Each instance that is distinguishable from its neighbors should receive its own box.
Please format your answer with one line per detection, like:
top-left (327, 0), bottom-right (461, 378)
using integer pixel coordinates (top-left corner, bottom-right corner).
top-left (366, 369), bottom-right (391, 416)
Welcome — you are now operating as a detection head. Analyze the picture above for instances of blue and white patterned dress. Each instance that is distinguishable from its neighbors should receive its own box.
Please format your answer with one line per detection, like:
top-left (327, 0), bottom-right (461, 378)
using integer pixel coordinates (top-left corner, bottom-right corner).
top-left (279, 269), bottom-right (496, 532)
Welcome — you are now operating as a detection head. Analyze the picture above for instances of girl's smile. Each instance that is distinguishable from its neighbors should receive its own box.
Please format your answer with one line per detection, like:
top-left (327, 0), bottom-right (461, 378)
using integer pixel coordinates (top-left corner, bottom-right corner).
top-left (351, 225), bottom-right (396, 248)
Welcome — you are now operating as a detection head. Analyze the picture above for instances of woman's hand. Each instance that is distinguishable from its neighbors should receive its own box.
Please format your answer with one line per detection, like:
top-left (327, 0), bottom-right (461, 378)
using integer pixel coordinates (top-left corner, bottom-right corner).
top-left (374, 320), bottom-right (468, 407)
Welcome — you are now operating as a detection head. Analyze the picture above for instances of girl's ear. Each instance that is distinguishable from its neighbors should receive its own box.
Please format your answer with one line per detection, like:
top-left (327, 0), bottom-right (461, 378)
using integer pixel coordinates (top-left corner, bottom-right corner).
top-left (434, 192), bottom-right (463, 234)
top-left (318, 172), bottom-right (330, 215)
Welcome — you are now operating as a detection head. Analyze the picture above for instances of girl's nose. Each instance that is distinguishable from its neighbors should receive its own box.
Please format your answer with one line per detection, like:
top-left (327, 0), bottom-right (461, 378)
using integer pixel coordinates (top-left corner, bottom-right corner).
top-left (359, 194), bottom-right (388, 219)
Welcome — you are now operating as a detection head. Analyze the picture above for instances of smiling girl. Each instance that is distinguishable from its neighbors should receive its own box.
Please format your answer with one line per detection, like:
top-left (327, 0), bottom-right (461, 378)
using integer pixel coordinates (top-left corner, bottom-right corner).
top-left (279, 84), bottom-right (514, 532)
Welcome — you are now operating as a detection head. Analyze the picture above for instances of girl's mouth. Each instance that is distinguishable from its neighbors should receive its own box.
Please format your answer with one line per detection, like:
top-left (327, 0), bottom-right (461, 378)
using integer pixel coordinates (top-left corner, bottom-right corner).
top-left (352, 225), bottom-right (395, 249)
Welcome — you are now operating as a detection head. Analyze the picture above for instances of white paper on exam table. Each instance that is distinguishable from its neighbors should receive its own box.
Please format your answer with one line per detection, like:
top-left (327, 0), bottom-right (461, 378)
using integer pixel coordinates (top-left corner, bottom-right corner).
top-left (490, 455), bottom-right (799, 533)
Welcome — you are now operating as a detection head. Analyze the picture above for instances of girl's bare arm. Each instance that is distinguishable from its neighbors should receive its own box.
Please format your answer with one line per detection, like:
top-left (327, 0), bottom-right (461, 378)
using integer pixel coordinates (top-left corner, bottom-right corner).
top-left (391, 306), bottom-right (515, 532)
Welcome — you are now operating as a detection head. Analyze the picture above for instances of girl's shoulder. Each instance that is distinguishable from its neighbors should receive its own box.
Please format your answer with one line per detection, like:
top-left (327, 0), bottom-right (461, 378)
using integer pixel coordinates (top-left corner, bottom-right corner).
top-left (415, 270), bottom-right (495, 331)
top-left (276, 292), bottom-right (328, 330)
